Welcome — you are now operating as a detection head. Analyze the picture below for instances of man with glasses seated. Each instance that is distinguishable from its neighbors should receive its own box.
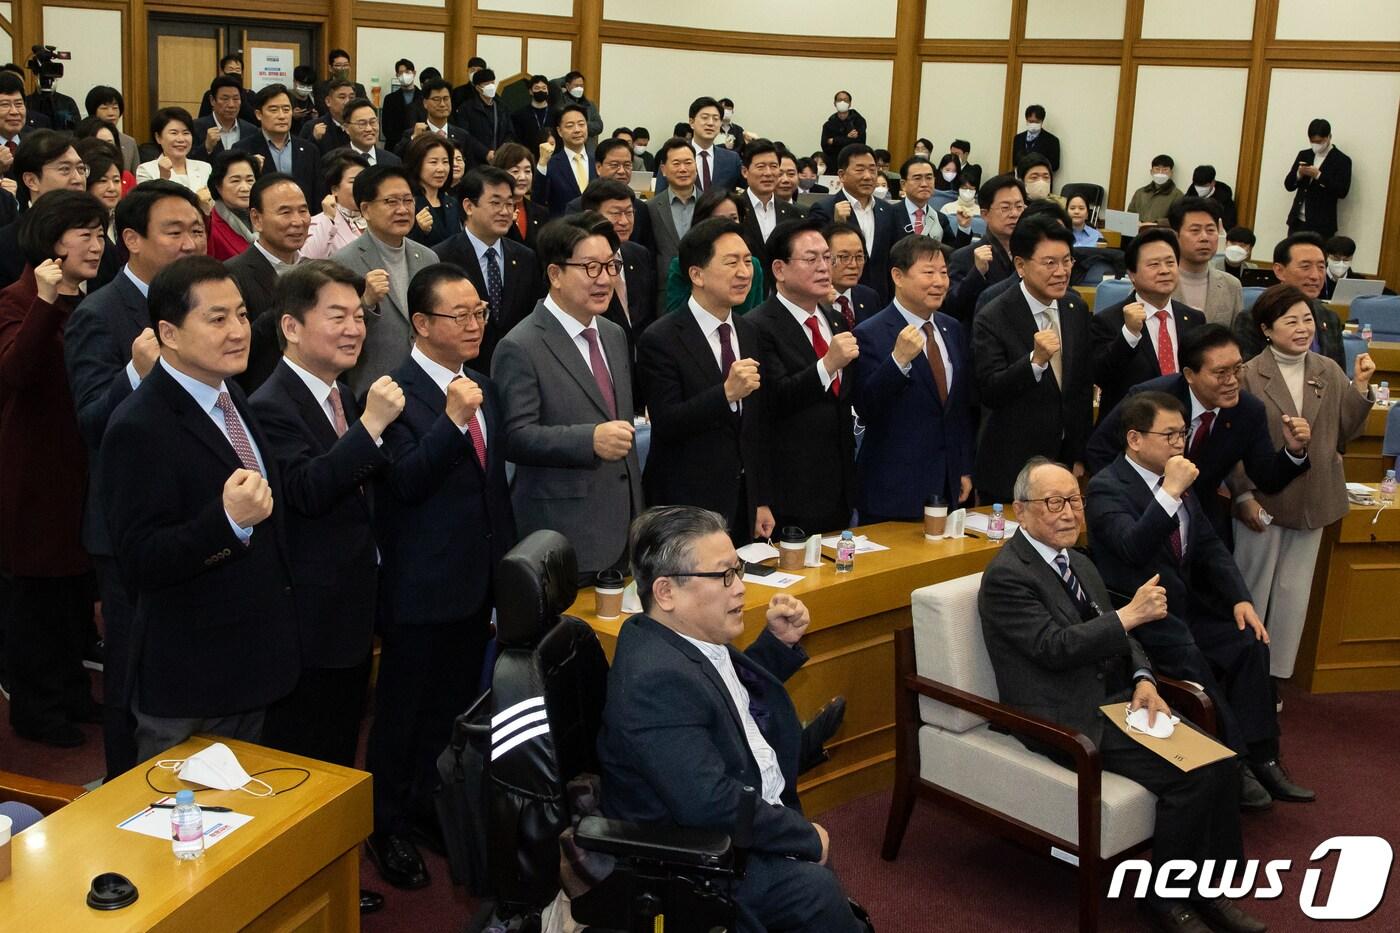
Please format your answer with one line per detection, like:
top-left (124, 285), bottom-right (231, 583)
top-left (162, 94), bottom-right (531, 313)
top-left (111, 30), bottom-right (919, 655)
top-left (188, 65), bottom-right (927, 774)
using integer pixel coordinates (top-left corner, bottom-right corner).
top-left (1086, 391), bottom-right (1314, 814)
top-left (981, 458), bottom-right (1265, 933)
top-left (340, 99), bottom-right (401, 168)
top-left (598, 505), bottom-right (866, 933)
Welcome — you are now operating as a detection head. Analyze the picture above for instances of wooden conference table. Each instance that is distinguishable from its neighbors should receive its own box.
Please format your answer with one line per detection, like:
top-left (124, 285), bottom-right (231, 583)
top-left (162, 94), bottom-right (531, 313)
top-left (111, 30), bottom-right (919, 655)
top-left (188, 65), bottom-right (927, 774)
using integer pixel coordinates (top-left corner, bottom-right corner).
top-left (1342, 399), bottom-right (1396, 483)
top-left (567, 521), bottom-right (1004, 816)
top-left (0, 737), bottom-right (371, 931)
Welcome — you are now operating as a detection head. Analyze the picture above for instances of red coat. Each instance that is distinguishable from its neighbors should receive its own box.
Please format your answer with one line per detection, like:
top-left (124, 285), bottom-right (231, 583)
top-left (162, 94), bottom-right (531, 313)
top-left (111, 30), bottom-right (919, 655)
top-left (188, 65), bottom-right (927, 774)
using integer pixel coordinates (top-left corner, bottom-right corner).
top-left (0, 268), bottom-right (90, 576)
top-left (206, 207), bottom-right (253, 261)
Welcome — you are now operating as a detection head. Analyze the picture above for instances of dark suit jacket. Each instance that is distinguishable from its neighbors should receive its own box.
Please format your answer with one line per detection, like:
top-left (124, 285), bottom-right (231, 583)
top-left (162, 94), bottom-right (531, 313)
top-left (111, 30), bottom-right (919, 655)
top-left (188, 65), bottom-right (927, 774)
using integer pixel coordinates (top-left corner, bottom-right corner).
top-left (602, 240), bottom-right (658, 407)
top-left (820, 111), bottom-right (867, 168)
top-left (565, 192), bottom-right (656, 255)
top-left (852, 303), bottom-right (975, 519)
top-left (889, 199), bottom-right (965, 248)
top-left (434, 232), bottom-right (543, 368)
top-left (979, 531), bottom-right (1150, 749)
top-left (377, 356), bottom-right (515, 624)
top-left (233, 133), bottom-right (323, 213)
top-left (1204, 180), bottom-right (1237, 230)
top-left (505, 198), bottom-right (548, 252)
top-left (637, 308), bottom-right (773, 535)
top-left (1284, 146), bottom-right (1351, 238)
top-left (249, 360), bottom-right (389, 668)
top-left (655, 146), bottom-right (741, 195)
top-left (381, 88), bottom-right (424, 152)
top-left (840, 283), bottom-right (883, 326)
top-left (300, 114), bottom-right (351, 155)
top-left (807, 193), bottom-right (901, 303)
top-left (973, 284), bottom-right (1095, 500)
top-left (224, 246), bottom-right (283, 392)
top-left (597, 615), bottom-right (820, 860)
top-left (456, 97), bottom-right (514, 155)
top-left (98, 363), bottom-right (298, 718)
top-left (1011, 129), bottom-right (1061, 174)
top-left (509, 105), bottom-right (553, 162)
top-left (747, 295), bottom-right (856, 532)
top-left (738, 197), bottom-right (800, 269)
top-left (542, 147), bottom-right (597, 216)
top-left (395, 122), bottom-right (474, 161)
top-left (946, 236), bottom-right (1015, 322)
top-left (191, 116), bottom-right (260, 160)
top-left (1232, 297), bottom-right (1344, 372)
top-left (1085, 453), bottom-right (1252, 652)
top-left (1090, 295), bottom-right (1206, 421)
top-left (63, 271), bottom-right (149, 555)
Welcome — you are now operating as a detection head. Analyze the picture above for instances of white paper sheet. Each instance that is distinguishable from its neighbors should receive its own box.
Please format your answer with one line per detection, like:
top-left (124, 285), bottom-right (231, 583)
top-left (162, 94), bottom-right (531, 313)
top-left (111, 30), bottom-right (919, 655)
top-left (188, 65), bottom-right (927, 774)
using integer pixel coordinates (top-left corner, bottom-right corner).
top-left (1104, 209), bottom-right (1140, 236)
top-left (818, 535), bottom-right (889, 554)
top-left (963, 513), bottom-right (1020, 538)
top-left (117, 797), bottom-right (253, 848)
top-left (736, 542), bottom-right (780, 564)
top-left (743, 570), bottom-right (804, 588)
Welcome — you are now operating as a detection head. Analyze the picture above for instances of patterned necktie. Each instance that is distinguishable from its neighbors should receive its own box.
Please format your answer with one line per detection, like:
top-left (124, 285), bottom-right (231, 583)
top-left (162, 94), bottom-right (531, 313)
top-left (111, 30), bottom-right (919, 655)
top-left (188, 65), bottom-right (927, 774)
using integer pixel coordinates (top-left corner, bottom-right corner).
top-left (922, 322), bottom-right (949, 403)
top-left (700, 150), bottom-right (712, 190)
top-left (450, 376), bottom-right (488, 469)
top-left (614, 252), bottom-right (630, 322)
top-left (913, 206), bottom-right (924, 236)
top-left (1188, 410), bottom-right (1215, 461)
top-left (1155, 310), bottom-right (1176, 375)
top-left (580, 328), bottom-right (617, 418)
top-left (804, 314), bottom-right (838, 395)
top-left (836, 295), bottom-right (855, 330)
top-left (1157, 479), bottom-right (1185, 563)
top-left (1054, 554), bottom-right (1093, 616)
top-left (1041, 305), bottom-right (1063, 387)
top-left (215, 392), bottom-right (261, 473)
top-left (717, 321), bottom-right (736, 377)
top-left (484, 246), bottom-right (504, 324)
top-left (327, 385), bottom-right (348, 437)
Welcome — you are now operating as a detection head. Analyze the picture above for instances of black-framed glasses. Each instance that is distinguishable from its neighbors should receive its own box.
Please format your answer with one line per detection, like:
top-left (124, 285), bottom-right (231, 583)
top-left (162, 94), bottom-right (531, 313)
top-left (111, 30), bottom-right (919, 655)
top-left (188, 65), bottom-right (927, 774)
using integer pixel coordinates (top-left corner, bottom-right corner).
top-left (562, 258), bottom-right (623, 278)
top-left (1022, 494), bottom-right (1086, 513)
top-left (1137, 428), bottom-right (1189, 445)
top-left (664, 562), bottom-right (745, 588)
top-left (425, 309), bottom-right (488, 326)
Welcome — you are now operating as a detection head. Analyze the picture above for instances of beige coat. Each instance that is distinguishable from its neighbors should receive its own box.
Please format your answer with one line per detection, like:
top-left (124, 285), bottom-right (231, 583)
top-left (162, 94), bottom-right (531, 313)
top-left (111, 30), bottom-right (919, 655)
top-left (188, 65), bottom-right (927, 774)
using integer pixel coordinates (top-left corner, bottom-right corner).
top-left (1229, 349), bottom-right (1372, 528)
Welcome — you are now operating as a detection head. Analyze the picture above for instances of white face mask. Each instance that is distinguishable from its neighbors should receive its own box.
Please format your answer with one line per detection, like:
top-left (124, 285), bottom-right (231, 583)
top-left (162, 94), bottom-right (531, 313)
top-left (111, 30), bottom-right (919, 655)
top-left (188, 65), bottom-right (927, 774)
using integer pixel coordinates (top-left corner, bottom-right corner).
top-left (481, 83), bottom-right (497, 99)
top-left (398, 72), bottom-right (415, 87)
top-left (873, 185), bottom-right (889, 200)
top-left (915, 149), bottom-right (930, 159)
top-left (156, 743), bottom-right (274, 796)
top-left (835, 100), bottom-right (850, 114)
top-left (1025, 122), bottom-right (1041, 136)
top-left (941, 169), bottom-right (957, 183)
top-left (1025, 179), bottom-right (1051, 200)
top-left (1224, 244), bottom-right (1249, 264)
top-left (293, 83), bottom-right (314, 98)
top-left (1311, 141), bottom-right (1328, 155)
top-left (722, 109), bottom-right (734, 122)
top-left (1328, 259), bottom-right (1351, 279)
top-left (1151, 172), bottom-right (1171, 186)
top-left (569, 86), bottom-right (585, 99)
top-left (958, 188), bottom-right (977, 204)
top-left (1193, 184), bottom-right (1213, 197)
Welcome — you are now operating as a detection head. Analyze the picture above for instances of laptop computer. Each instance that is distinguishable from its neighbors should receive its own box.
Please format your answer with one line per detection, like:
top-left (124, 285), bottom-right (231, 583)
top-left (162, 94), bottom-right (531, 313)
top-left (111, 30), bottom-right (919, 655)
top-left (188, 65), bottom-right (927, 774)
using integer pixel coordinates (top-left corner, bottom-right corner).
top-left (1331, 277), bottom-right (1386, 305)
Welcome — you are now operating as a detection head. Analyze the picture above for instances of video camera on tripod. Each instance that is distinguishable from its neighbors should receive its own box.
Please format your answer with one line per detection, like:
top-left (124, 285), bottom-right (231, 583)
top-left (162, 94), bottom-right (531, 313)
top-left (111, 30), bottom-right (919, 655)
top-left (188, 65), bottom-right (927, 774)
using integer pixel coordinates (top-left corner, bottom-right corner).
top-left (24, 45), bottom-right (80, 130)
top-left (26, 45), bottom-right (68, 90)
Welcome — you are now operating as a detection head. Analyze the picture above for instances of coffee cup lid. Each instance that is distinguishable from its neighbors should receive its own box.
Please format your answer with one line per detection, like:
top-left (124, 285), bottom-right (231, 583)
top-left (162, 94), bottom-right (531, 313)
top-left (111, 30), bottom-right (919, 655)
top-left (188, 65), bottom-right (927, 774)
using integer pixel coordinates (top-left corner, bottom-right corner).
top-left (926, 494), bottom-right (946, 507)
top-left (780, 525), bottom-right (806, 543)
top-left (596, 569), bottom-right (625, 587)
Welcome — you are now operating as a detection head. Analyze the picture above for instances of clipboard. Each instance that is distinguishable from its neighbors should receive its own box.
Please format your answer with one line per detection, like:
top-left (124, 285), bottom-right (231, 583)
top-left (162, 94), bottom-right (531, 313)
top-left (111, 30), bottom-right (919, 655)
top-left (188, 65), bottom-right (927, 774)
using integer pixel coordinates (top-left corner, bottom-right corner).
top-left (1098, 703), bottom-right (1235, 772)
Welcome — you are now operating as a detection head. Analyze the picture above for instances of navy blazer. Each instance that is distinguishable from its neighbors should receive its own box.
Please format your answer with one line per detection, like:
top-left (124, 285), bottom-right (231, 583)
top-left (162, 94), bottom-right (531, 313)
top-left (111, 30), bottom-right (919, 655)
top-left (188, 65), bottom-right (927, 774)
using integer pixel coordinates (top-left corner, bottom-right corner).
top-left (233, 133), bottom-right (324, 213)
top-left (655, 146), bottom-right (741, 195)
top-left (807, 193), bottom-right (901, 303)
top-left (98, 363), bottom-right (298, 718)
top-left (191, 116), bottom-right (260, 160)
top-left (1089, 294), bottom-right (1206, 421)
top-left (945, 236), bottom-right (1015, 322)
top-left (840, 283), bottom-right (883, 327)
top-left (432, 231), bottom-right (544, 370)
top-left (376, 356), bottom-right (516, 626)
top-left (852, 303), bottom-right (975, 518)
top-left (1085, 453), bottom-right (1252, 651)
top-left (250, 360), bottom-right (390, 668)
top-left (597, 615), bottom-right (821, 861)
top-left (542, 147), bottom-right (597, 216)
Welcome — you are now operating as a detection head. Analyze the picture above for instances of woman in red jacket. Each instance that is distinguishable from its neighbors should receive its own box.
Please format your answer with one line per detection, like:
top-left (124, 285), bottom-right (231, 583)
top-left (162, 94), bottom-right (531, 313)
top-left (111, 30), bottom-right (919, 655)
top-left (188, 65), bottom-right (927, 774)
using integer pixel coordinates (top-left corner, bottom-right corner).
top-left (0, 190), bottom-right (109, 747)
top-left (205, 149), bottom-right (259, 261)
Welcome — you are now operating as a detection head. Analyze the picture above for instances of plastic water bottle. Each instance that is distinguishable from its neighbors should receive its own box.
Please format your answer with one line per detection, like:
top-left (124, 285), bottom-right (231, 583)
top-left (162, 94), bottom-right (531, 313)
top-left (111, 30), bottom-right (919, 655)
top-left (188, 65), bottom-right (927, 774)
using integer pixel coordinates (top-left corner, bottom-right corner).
top-left (1381, 470), bottom-right (1397, 507)
top-left (988, 504), bottom-right (1006, 542)
top-left (835, 531), bottom-right (856, 574)
top-left (1377, 381), bottom-right (1391, 405)
top-left (1362, 323), bottom-right (1374, 345)
top-left (171, 789), bottom-right (205, 861)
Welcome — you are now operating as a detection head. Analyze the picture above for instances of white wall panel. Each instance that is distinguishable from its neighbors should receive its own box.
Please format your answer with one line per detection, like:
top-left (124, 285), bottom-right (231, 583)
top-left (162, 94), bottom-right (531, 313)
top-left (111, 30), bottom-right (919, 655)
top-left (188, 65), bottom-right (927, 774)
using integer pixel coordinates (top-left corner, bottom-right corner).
top-left (44, 7), bottom-right (124, 102)
top-left (1141, 0), bottom-right (1254, 40)
top-left (377, 0), bottom-right (445, 7)
top-left (527, 39), bottom-right (573, 80)
top-left (600, 44), bottom-right (893, 155)
top-left (605, 0), bottom-right (897, 37)
top-left (1024, 0), bottom-right (1126, 40)
top-left (916, 62), bottom-right (1005, 170)
top-left (1018, 63), bottom-right (1119, 191)
top-left (924, 0), bottom-right (1011, 39)
top-left (1256, 69), bottom-right (1400, 272)
top-left (479, 0), bottom-right (573, 16)
top-left (356, 28), bottom-right (444, 101)
top-left (1276, 0), bottom-right (1400, 42)
top-left (476, 34), bottom-right (523, 80)
top-left (1127, 66), bottom-right (1247, 203)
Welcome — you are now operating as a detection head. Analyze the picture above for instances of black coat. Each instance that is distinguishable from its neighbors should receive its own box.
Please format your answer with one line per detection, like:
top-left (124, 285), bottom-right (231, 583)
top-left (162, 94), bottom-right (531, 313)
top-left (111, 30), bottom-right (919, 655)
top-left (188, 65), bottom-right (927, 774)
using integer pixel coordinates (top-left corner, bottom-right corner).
top-left (433, 231), bottom-right (544, 371)
top-left (738, 198), bottom-right (801, 270)
top-left (456, 97), bottom-right (514, 154)
top-left (806, 193), bottom-right (901, 303)
top-left (946, 236), bottom-right (1015, 322)
top-left (1011, 129), bottom-right (1061, 174)
top-left (819, 110), bottom-right (867, 168)
top-left (1284, 146), bottom-right (1351, 239)
top-left (565, 192), bottom-right (657, 256)
top-left (224, 246), bottom-right (283, 392)
top-left (510, 105), bottom-right (554, 162)
top-left (1089, 295), bottom-right (1206, 421)
top-left (300, 114), bottom-right (351, 156)
top-left (380, 87), bottom-right (425, 152)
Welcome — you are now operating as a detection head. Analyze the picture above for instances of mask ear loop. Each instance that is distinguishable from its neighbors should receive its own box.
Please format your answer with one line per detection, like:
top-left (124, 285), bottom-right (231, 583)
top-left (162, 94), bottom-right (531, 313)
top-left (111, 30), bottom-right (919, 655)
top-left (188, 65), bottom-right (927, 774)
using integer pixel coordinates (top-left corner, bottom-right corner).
top-left (155, 759), bottom-right (185, 771)
top-left (239, 776), bottom-right (276, 797)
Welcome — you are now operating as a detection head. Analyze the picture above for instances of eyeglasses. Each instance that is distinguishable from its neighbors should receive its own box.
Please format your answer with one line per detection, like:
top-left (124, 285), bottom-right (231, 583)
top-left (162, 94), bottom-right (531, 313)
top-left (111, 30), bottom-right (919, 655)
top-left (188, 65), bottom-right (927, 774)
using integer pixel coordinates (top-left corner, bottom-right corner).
top-left (425, 309), bottom-right (488, 326)
top-left (0, 100), bottom-right (24, 112)
top-left (1137, 428), bottom-right (1189, 445)
top-left (787, 252), bottom-right (833, 268)
top-left (1204, 364), bottom-right (1245, 382)
top-left (832, 252), bottom-right (866, 267)
top-left (665, 562), bottom-right (746, 588)
top-left (373, 196), bottom-right (416, 210)
top-left (348, 118), bottom-right (379, 130)
top-left (563, 259), bottom-right (623, 278)
top-left (1022, 494), bottom-right (1087, 513)
top-left (1030, 256), bottom-right (1075, 271)
top-left (51, 162), bottom-right (90, 179)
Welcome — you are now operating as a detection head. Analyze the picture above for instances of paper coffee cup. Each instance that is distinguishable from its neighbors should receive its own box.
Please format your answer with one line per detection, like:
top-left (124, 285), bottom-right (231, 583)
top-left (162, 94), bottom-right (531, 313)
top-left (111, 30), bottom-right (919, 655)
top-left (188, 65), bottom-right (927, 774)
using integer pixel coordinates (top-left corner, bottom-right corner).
top-left (0, 813), bottom-right (12, 882)
top-left (595, 586), bottom-right (624, 619)
top-left (924, 497), bottom-right (948, 539)
top-left (779, 526), bottom-right (807, 570)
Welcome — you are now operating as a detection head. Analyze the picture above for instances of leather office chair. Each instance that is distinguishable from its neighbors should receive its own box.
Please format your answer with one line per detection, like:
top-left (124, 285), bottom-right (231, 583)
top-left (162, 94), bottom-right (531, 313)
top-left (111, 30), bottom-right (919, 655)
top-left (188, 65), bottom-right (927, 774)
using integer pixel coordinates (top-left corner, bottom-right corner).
top-left (1060, 183), bottom-right (1106, 226)
top-left (1093, 278), bottom-right (1134, 312)
top-left (1242, 286), bottom-right (1267, 312)
top-left (1351, 295), bottom-right (1400, 342)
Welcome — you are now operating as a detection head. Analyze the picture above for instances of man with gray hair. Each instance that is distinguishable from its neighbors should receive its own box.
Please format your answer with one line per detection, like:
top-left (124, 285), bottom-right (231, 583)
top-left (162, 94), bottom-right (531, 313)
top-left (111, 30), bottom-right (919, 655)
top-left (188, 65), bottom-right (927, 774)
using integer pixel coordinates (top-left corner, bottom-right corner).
top-left (596, 505), bottom-right (864, 932)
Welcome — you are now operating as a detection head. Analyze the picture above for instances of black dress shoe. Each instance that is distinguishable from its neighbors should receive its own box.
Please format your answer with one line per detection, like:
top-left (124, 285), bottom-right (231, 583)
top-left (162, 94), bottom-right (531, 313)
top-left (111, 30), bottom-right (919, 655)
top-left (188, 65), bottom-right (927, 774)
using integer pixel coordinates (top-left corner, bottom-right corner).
top-left (14, 720), bottom-right (85, 748)
top-left (1142, 903), bottom-right (1213, 933)
top-left (1193, 896), bottom-right (1267, 933)
top-left (366, 832), bottom-right (430, 890)
top-left (1253, 759), bottom-right (1315, 802)
top-left (799, 696), bottom-right (847, 774)
top-left (1239, 764), bottom-right (1274, 812)
top-left (359, 889), bottom-right (385, 914)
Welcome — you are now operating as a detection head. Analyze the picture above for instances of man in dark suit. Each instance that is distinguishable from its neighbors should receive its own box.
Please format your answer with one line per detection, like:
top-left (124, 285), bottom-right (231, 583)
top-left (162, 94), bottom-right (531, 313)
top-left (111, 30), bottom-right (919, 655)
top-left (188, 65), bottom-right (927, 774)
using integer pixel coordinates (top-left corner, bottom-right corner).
top-left (807, 144), bottom-right (900, 303)
top-left (980, 458), bottom-right (1262, 933)
top-left (973, 214), bottom-right (1094, 503)
top-left (748, 218), bottom-right (857, 534)
top-left (824, 225), bottom-right (881, 328)
top-left (1087, 324), bottom-right (1312, 541)
top-left (580, 179), bottom-right (657, 398)
top-left (366, 264), bottom-right (516, 889)
top-left (0, 72), bottom-right (39, 174)
top-left (738, 139), bottom-right (799, 269)
top-left (510, 74), bottom-right (554, 163)
top-left (638, 218), bottom-right (775, 543)
top-left (853, 236), bottom-right (975, 522)
top-left (1090, 227), bottom-right (1206, 420)
top-left (1231, 232), bottom-right (1345, 370)
top-left (891, 155), bottom-right (966, 248)
top-left (192, 76), bottom-right (259, 161)
top-left (1086, 392), bottom-right (1315, 809)
top-left (598, 506), bottom-right (864, 933)
top-left (655, 97), bottom-right (741, 196)
top-left (302, 80), bottom-right (354, 156)
top-left (563, 139), bottom-right (655, 254)
top-left (455, 69), bottom-right (513, 158)
top-left (394, 79), bottom-right (475, 162)
top-left (63, 180), bottom-right (205, 778)
top-left (1284, 118), bottom-right (1350, 239)
top-left (340, 99), bottom-right (402, 169)
top-left (99, 256), bottom-right (298, 759)
top-left (434, 166), bottom-right (543, 370)
top-left (945, 174), bottom-right (1025, 321)
top-left (493, 214), bottom-right (642, 581)
top-left (234, 85), bottom-right (324, 214)
top-left (380, 59), bottom-right (423, 155)
top-left (1010, 104), bottom-right (1061, 174)
top-left (195, 55), bottom-right (257, 124)
top-left (542, 103), bottom-right (596, 217)
top-left (226, 174), bottom-right (313, 391)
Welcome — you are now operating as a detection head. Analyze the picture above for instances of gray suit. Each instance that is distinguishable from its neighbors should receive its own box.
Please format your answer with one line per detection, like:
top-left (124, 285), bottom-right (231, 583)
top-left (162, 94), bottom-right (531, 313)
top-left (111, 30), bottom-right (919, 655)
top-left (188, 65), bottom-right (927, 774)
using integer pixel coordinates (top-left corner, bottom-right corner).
top-left (332, 232), bottom-right (437, 397)
top-left (1175, 266), bottom-right (1243, 328)
top-left (492, 301), bottom-right (642, 576)
top-left (647, 192), bottom-right (685, 310)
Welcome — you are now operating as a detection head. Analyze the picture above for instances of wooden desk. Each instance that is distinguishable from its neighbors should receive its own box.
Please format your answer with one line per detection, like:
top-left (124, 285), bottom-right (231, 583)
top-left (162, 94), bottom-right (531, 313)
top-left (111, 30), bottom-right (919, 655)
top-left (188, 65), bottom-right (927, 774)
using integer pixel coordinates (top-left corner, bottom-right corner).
top-left (1074, 285), bottom-right (1097, 313)
top-left (0, 737), bottom-right (371, 932)
top-left (1342, 401), bottom-right (1396, 482)
top-left (1295, 486), bottom-right (1400, 693)
top-left (1369, 340), bottom-right (1400, 385)
top-left (569, 522), bottom-right (1003, 816)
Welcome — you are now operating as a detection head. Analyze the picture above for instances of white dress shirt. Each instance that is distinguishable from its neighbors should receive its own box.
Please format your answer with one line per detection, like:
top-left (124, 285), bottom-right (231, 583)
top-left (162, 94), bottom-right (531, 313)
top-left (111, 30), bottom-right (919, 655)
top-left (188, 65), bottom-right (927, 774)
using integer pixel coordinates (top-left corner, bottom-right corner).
top-left (1020, 281), bottom-right (1060, 381)
top-left (466, 228), bottom-right (507, 288)
top-left (689, 297), bottom-right (741, 412)
top-left (845, 194), bottom-right (876, 254)
top-left (902, 197), bottom-right (939, 240)
top-left (254, 241), bottom-right (300, 276)
top-left (410, 344), bottom-right (487, 441)
top-left (676, 631), bottom-right (786, 806)
top-left (1124, 454), bottom-right (1189, 554)
top-left (1120, 293), bottom-right (1180, 371)
top-left (123, 266), bottom-right (151, 390)
top-left (776, 292), bottom-right (837, 389)
top-left (892, 299), bottom-right (953, 381)
top-left (545, 294), bottom-right (613, 382)
top-left (213, 116), bottom-right (242, 149)
top-left (693, 142), bottom-right (717, 190)
top-left (748, 189), bottom-right (777, 241)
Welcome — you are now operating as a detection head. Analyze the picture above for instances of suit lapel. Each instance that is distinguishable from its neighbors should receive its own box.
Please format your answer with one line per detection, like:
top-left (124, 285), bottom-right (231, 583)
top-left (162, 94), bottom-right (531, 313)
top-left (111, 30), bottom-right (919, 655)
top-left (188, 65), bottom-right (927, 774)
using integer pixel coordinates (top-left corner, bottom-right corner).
top-left (279, 362), bottom-right (340, 451)
top-left (1008, 533), bottom-right (1082, 628)
top-left (1300, 353), bottom-right (1326, 426)
top-left (677, 309), bottom-right (725, 383)
top-left (534, 306), bottom-right (613, 419)
top-left (153, 365), bottom-right (243, 473)
top-left (1254, 351), bottom-right (1298, 418)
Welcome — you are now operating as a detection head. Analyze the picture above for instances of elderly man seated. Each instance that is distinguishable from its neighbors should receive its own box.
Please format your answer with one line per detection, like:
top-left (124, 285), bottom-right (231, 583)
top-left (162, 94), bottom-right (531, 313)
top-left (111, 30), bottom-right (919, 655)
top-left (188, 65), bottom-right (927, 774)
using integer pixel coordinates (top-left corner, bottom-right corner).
top-left (978, 458), bottom-right (1265, 933)
top-left (597, 505), bottom-right (863, 933)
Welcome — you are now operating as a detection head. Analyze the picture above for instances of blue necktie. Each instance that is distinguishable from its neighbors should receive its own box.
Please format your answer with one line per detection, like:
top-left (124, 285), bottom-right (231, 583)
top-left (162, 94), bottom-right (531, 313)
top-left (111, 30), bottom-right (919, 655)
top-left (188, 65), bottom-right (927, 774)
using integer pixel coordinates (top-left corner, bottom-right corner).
top-left (1054, 554), bottom-right (1092, 616)
top-left (484, 246), bottom-right (503, 324)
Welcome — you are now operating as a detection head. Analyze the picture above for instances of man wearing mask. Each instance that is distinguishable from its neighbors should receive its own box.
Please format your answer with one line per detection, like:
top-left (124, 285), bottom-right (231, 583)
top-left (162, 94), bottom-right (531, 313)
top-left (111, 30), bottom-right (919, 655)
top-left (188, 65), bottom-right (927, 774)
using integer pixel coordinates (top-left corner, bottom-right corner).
top-left (555, 71), bottom-right (603, 152)
top-left (314, 49), bottom-right (367, 107)
top-left (796, 158), bottom-right (828, 195)
top-left (716, 98), bottom-right (746, 151)
top-left (1167, 197), bottom-right (1243, 328)
top-left (381, 59), bottom-right (423, 152)
top-left (1127, 154), bottom-right (1183, 226)
top-left (820, 91), bottom-right (865, 171)
top-left (1212, 225), bottom-right (1256, 282)
top-left (1011, 104), bottom-right (1060, 174)
top-left (510, 74), bottom-right (554, 163)
top-left (303, 80), bottom-right (355, 155)
top-left (457, 69), bottom-right (512, 160)
top-left (1190, 165), bottom-right (1236, 229)
top-left (1285, 118), bottom-right (1351, 239)
top-left (1017, 153), bottom-right (1059, 206)
top-left (1318, 236), bottom-right (1388, 300)
top-left (1231, 232), bottom-right (1345, 369)
top-left (288, 66), bottom-right (321, 135)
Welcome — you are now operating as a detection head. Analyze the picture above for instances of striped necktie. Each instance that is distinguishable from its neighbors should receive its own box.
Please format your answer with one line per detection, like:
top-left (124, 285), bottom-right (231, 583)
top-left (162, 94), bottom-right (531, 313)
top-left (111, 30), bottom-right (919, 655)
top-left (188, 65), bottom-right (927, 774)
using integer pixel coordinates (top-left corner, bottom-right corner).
top-left (1054, 554), bottom-right (1092, 616)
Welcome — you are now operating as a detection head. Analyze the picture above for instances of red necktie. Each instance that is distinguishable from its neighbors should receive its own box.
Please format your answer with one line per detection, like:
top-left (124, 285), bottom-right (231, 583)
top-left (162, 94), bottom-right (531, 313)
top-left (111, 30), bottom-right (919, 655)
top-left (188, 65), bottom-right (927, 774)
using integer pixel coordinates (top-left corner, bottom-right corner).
top-left (913, 206), bottom-right (924, 235)
top-left (1187, 410), bottom-right (1215, 461)
top-left (836, 295), bottom-right (855, 330)
top-left (580, 328), bottom-right (617, 418)
top-left (700, 150), bottom-right (712, 190)
top-left (804, 314), bottom-right (839, 395)
top-left (327, 385), bottom-right (348, 437)
top-left (1155, 310), bottom-right (1176, 375)
top-left (466, 414), bottom-right (488, 470)
top-left (922, 322), bottom-right (949, 403)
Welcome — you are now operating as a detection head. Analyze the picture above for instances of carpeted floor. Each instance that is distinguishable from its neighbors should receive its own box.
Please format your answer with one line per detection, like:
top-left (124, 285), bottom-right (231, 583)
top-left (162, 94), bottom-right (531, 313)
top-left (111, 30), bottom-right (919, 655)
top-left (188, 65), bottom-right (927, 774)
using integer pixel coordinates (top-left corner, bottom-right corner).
top-left (4, 677), bottom-right (1395, 932)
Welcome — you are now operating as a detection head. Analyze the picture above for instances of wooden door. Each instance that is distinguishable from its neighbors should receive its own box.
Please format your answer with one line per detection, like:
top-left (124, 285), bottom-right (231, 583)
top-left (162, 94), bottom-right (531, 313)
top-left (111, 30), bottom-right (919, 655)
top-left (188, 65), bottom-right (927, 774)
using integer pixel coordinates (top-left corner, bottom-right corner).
top-left (155, 34), bottom-right (220, 115)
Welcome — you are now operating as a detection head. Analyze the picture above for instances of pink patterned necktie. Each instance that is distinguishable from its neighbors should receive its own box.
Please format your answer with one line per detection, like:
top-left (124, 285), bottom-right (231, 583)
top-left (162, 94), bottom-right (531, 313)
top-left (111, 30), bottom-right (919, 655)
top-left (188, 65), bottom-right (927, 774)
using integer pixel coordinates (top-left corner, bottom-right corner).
top-left (215, 392), bottom-right (261, 473)
top-left (327, 385), bottom-right (348, 437)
